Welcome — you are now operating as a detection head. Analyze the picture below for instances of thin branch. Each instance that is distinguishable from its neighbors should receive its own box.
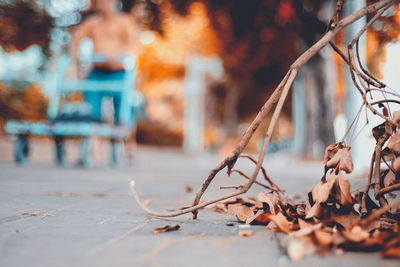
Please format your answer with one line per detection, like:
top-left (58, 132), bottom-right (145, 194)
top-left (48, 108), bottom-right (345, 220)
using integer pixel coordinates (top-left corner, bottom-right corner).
top-left (377, 183), bottom-right (400, 197)
top-left (370, 99), bottom-right (400, 106)
top-left (239, 154), bottom-right (283, 193)
top-left (361, 152), bottom-right (375, 215)
top-left (220, 185), bottom-right (243, 190)
top-left (230, 169), bottom-right (280, 192)
top-left (360, 198), bottom-right (400, 227)
top-left (327, 0), bottom-right (345, 31)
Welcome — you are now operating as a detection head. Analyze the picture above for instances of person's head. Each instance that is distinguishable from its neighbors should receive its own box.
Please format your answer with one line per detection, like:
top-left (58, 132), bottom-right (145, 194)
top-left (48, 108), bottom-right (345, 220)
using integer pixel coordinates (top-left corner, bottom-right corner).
top-left (94, 0), bottom-right (117, 16)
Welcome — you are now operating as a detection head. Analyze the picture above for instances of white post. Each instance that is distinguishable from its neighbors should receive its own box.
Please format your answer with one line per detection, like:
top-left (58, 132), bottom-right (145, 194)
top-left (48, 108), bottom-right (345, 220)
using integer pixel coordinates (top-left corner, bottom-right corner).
top-left (344, 0), bottom-right (373, 172)
top-left (183, 56), bottom-right (223, 153)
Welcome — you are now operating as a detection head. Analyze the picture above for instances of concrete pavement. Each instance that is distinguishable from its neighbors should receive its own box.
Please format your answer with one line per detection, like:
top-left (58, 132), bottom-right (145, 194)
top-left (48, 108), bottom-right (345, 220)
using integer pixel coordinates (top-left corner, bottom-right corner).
top-left (0, 137), bottom-right (398, 266)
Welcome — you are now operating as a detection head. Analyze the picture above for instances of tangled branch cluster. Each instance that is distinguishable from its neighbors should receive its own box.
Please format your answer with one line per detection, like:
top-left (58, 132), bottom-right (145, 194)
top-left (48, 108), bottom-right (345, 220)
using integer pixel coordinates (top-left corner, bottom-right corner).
top-left (131, 0), bottom-right (400, 258)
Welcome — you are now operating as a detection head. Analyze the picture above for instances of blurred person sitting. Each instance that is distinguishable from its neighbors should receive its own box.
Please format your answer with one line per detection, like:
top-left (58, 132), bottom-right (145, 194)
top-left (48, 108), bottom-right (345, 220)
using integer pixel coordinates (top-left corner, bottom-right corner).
top-left (70, 0), bottom-right (141, 125)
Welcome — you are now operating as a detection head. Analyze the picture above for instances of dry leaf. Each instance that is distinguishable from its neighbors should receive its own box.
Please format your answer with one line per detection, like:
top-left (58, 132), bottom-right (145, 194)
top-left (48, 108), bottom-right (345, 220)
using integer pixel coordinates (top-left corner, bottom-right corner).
top-left (383, 170), bottom-right (397, 188)
top-left (388, 131), bottom-right (400, 154)
top-left (221, 197), bottom-right (242, 205)
top-left (288, 239), bottom-right (305, 261)
top-left (312, 173), bottom-right (336, 204)
top-left (385, 121), bottom-right (393, 136)
top-left (342, 226), bottom-right (369, 243)
top-left (254, 213), bottom-right (271, 224)
top-left (185, 185), bottom-right (193, 193)
top-left (326, 148), bottom-right (354, 173)
top-left (393, 110), bottom-right (400, 124)
top-left (306, 203), bottom-right (322, 219)
top-left (257, 192), bottom-right (276, 214)
top-left (152, 225), bottom-right (180, 234)
top-left (238, 230), bottom-right (253, 237)
top-left (330, 211), bottom-right (358, 231)
top-left (227, 204), bottom-right (254, 222)
top-left (269, 212), bottom-right (291, 233)
top-left (372, 123), bottom-right (386, 141)
top-left (382, 147), bottom-right (395, 162)
top-left (245, 209), bottom-right (264, 225)
top-left (266, 220), bottom-right (279, 231)
top-left (208, 203), bottom-right (227, 213)
top-left (314, 229), bottom-right (333, 246)
top-left (392, 157), bottom-right (400, 172)
top-left (298, 218), bottom-right (313, 229)
top-left (337, 174), bottom-right (353, 206)
top-left (381, 246), bottom-right (400, 258)
top-left (290, 223), bottom-right (322, 238)
top-left (323, 143), bottom-right (343, 165)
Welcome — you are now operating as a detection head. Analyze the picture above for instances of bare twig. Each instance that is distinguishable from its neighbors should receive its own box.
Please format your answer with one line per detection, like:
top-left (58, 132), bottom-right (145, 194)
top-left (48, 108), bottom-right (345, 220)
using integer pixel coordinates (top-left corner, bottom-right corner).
top-left (239, 154), bottom-right (283, 193)
top-left (360, 198), bottom-right (400, 227)
top-left (371, 132), bottom-right (391, 207)
top-left (220, 185), bottom-right (243, 190)
top-left (361, 152), bottom-right (376, 215)
top-left (230, 169), bottom-right (281, 192)
top-left (377, 183), bottom-right (400, 197)
top-left (327, 0), bottom-right (346, 31)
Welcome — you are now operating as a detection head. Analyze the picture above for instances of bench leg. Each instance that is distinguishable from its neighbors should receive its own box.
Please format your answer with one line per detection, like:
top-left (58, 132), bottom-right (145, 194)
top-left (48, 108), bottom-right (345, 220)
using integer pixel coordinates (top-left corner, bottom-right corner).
top-left (79, 137), bottom-right (93, 168)
top-left (111, 139), bottom-right (125, 167)
top-left (54, 136), bottom-right (66, 165)
top-left (15, 135), bottom-right (29, 164)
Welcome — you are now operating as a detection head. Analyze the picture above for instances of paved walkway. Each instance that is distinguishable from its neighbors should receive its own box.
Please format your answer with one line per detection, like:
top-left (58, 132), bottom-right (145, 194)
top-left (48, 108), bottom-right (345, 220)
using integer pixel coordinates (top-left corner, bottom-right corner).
top-left (0, 137), bottom-right (398, 266)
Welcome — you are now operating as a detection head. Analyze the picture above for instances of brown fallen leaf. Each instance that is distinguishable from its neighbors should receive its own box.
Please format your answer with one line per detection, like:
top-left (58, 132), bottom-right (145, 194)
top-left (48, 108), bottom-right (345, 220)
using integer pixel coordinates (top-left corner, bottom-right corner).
top-left (152, 225), bottom-right (180, 234)
top-left (305, 202), bottom-right (322, 219)
top-left (312, 172), bottom-right (336, 204)
top-left (392, 157), bottom-right (400, 172)
top-left (381, 246), bottom-right (400, 258)
top-left (21, 212), bottom-right (55, 219)
top-left (185, 185), bottom-right (193, 193)
top-left (245, 209), bottom-right (264, 225)
top-left (288, 239), bottom-right (305, 261)
top-left (314, 229), bottom-right (333, 246)
top-left (388, 131), bottom-right (400, 154)
top-left (269, 212), bottom-right (291, 233)
top-left (383, 170), bottom-right (397, 188)
top-left (323, 143), bottom-right (343, 166)
top-left (393, 110), bottom-right (400, 124)
top-left (254, 213), bottom-right (271, 224)
top-left (298, 218), bottom-right (313, 229)
top-left (342, 226), bottom-right (369, 243)
top-left (266, 220), bottom-right (279, 231)
top-left (290, 223), bottom-right (322, 238)
top-left (372, 123), bottom-right (386, 141)
top-left (326, 147), bottom-right (354, 173)
top-left (337, 174), bottom-right (353, 206)
top-left (238, 230), bottom-right (253, 237)
top-left (208, 203), bottom-right (227, 214)
top-left (330, 210), bottom-right (359, 231)
top-left (257, 192), bottom-right (276, 214)
top-left (227, 204), bottom-right (254, 222)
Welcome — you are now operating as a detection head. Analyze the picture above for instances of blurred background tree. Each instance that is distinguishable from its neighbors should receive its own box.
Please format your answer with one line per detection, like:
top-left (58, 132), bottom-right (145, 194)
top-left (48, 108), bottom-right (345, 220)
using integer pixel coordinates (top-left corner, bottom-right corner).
top-left (0, 0), bottom-right (399, 156)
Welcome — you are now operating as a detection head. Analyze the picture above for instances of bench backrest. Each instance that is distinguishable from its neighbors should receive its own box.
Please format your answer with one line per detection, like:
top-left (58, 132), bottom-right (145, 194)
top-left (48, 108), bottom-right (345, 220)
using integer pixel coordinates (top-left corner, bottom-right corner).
top-left (47, 54), bottom-right (137, 125)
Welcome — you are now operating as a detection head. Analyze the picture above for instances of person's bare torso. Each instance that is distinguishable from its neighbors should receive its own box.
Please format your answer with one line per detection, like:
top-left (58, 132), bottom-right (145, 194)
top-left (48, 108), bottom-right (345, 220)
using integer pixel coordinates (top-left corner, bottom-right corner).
top-left (84, 14), bottom-right (138, 69)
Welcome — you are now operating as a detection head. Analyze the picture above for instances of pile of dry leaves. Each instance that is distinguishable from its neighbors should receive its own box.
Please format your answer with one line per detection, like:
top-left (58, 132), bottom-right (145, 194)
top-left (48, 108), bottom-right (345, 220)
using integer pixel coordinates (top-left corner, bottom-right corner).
top-left (208, 128), bottom-right (400, 260)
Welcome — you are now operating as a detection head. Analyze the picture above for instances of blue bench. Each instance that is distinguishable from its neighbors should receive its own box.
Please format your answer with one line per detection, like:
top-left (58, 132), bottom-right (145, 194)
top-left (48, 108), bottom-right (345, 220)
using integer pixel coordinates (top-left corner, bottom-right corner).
top-left (5, 54), bottom-right (143, 167)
